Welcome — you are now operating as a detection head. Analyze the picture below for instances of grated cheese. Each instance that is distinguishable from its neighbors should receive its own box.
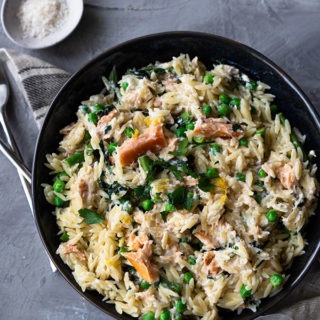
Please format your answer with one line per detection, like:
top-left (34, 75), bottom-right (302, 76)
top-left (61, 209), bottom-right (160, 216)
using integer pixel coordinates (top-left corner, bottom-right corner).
top-left (17, 0), bottom-right (69, 39)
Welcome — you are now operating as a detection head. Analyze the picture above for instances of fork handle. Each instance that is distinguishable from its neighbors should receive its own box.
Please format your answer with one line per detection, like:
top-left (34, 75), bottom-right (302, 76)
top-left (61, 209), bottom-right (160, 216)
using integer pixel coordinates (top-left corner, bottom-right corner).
top-left (0, 137), bottom-right (32, 183)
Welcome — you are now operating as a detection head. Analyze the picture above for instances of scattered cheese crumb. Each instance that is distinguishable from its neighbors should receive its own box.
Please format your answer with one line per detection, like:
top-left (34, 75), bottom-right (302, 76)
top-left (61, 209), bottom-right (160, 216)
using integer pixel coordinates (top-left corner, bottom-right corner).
top-left (17, 0), bottom-right (69, 39)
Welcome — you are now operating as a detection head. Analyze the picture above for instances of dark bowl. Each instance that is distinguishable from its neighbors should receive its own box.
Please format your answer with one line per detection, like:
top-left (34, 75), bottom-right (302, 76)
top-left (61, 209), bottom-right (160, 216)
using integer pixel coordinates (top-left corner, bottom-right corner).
top-left (32, 31), bottom-right (320, 320)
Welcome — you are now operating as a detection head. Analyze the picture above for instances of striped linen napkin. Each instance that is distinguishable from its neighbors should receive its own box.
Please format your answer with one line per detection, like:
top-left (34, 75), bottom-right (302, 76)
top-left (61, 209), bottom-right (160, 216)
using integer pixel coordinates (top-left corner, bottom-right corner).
top-left (0, 49), bottom-right (319, 320)
top-left (0, 48), bottom-right (69, 128)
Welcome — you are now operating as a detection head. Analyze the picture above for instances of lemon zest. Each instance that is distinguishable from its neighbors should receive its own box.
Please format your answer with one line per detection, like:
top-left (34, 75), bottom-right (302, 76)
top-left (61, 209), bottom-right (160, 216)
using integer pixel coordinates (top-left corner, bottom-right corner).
top-left (132, 129), bottom-right (140, 138)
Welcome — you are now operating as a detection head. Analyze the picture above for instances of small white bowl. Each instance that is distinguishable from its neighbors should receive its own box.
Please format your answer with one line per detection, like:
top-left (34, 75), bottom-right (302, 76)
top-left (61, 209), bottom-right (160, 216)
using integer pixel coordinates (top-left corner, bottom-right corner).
top-left (1, 0), bottom-right (84, 49)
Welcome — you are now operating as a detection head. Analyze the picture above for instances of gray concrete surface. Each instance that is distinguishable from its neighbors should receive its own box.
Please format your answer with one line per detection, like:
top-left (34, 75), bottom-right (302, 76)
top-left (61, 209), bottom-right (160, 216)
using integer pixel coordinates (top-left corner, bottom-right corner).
top-left (0, 0), bottom-right (319, 319)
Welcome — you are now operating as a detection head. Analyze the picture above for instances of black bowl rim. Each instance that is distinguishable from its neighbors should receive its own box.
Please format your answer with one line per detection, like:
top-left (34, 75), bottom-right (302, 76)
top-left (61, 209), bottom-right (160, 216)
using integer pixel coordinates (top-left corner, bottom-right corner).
top-left (32, 31), bottom-right (320, 319)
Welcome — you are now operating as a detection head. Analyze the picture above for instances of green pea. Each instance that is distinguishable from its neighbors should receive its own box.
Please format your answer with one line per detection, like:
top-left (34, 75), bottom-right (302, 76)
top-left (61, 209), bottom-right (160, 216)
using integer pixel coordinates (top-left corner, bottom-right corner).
top-left (92, 104), bottom-right (104, 112)
top-left (246, 80), bottom-right (258, 90)
top-left (140, 280), bottom-right (151, 290)
top-left (230, 98), bottom-right (241, 109)
top-left (141, 199), bottom-right (154, 211)
top-left (108, 142), bottom-right (119, 153)
top-left (180, 112), bottom-right (191, 122)
top-left (210, 143), bottom-right (222, 155)
top-left (202, 105), bottom-right (212, 117)
top-left (160, 310), bottom-right (171, 320)
top-left (175, 314), bottom-right (182, 320)
top-left (53, 178), bottom-right (65, 193)
top-left (122, 81), bottom-right (129, 91)
top-left (206, 167), bottom-right (219, 179)
top-left (266, 209), bottom-right (278, 222)
top-left (219, 93), bottom-right (230, 104)
top-left (236, 172), bottom-right (245, 182)
top-left (125, 126), bottom-right (135, 138)
top-left (175, 127), bottom-right (186, 138)
top-left (65, 151), bottom-right (85, 167)
top-left (175, 299), bottom-right (186, 313)
top-left (184, 272), bottom-right (193, 283)
top-left (240, 284), bottom-right (252, 298)
top-left (256, 128), bottom-right (266, 137)
top-left (217, 103), bottom-right (231, 117)
top-left (270, 273), bottom-right (284, 287)
top-left (165, 203), bottom-right (176, 212)
top-left (185, 122), bottom-right (195, 130)
top-left (188, 256), bottom-right (196, 265)
top-left (204, 73), bottom-right (214, 84)
top-left (54, 196), bottom-right (65, 207)
top-left (258, 168), bottom-right (268, 178)
top-left (239, 138), bottom-right (248, 147)
top-left (56, 172), bottom-right (69, 180)
top-left (142, 312), bottom-right (155, 320)
top-left (88, 112), bottom-right (98, 125)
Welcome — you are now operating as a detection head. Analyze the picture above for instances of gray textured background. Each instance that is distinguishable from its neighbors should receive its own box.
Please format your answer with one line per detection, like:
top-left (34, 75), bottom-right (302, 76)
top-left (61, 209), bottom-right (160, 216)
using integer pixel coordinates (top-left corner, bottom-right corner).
top-left (0, 0), bottom-right (319, 319)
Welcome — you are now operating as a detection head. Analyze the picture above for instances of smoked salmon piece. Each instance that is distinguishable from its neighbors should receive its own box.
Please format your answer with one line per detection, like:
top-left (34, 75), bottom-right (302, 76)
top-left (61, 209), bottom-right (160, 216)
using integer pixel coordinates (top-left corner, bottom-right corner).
top-left (276, 164), bottom-right (297, 190)
top-left (122, 241), bottom-right (159, 283)
top-left (118, 123), bottom-right (167, 166)
top-left (194, 118), bottom-right (245, 139)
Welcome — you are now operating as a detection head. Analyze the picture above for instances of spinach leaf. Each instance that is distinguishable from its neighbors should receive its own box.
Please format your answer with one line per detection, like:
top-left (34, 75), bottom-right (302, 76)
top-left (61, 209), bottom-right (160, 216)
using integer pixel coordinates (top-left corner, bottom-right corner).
top-left (160, 280), bottom-right (182, 293)
top-left (96, 105), bottom-right (115, 117)
top-left (99, 180), bottom-right (128, 199)
top-left (108, 66), bottom-right (118, 83)
top-left (198, 176), bottom-right (215, 192)
top-left (78, 208), bottom-right (104, 224)
top-left (168, 186), bottom-right (187, 207)
top-left (169, 138), bottom-right (189, 156)
top-left (128, 66), bottom-right (166, 79)
top-left (60, 231), bottom-right (69, 242)
top-left (184, 191), bottom-right (195, 211)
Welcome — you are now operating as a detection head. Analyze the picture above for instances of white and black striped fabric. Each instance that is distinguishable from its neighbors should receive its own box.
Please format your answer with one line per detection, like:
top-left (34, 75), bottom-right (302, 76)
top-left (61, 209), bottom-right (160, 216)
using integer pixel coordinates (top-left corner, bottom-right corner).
top-left (0, 48), bottom-right (69, 127)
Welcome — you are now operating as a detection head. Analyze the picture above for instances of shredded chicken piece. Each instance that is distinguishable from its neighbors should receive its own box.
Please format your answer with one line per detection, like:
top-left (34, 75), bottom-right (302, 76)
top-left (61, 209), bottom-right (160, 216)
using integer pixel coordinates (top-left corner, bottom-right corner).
top-left (96, 109), bottom-right (118, 137)
top-left (128, 232), bottom-right (149, 251)
top-left (59, 122), bottom-right (76, 135)
top-left (194, 231), bottom-right (220, 249)
top-left (77, 167), bottom-right (96, 207)
top-left (276, 164), bottom-right (297, 189)
top-left (62, 243), bottom-right (86, 262)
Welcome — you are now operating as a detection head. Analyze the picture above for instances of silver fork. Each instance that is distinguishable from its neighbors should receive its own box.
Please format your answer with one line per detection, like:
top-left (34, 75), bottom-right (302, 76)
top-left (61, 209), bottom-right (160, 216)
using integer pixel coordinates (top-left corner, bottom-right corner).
top-left (0, 64), bottom-right (33, 211)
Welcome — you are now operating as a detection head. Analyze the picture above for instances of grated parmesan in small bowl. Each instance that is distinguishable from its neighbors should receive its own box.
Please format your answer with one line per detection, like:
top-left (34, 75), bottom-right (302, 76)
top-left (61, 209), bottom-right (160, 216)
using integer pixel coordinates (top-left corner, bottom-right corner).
top-left (1, 0), bottom-right (84, 49)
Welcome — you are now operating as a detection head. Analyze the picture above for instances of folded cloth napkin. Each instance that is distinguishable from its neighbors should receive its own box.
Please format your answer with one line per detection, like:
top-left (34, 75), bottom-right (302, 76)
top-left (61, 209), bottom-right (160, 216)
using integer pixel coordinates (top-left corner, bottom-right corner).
top-left (0, 48), bottom-right (70, 128)
top-left (0, 48), bottom-right (319, 320)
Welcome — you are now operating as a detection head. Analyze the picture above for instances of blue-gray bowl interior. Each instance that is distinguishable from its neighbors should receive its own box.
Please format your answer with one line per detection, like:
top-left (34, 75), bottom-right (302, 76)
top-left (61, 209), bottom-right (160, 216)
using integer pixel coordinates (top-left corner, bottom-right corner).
top-left (33, 32), bottom-right (320, 320)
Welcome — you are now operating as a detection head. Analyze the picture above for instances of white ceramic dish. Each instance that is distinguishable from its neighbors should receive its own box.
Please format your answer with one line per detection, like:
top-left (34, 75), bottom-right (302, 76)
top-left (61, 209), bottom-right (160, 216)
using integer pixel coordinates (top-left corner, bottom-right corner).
top-left (1, 0), bottom-right (84, 49)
